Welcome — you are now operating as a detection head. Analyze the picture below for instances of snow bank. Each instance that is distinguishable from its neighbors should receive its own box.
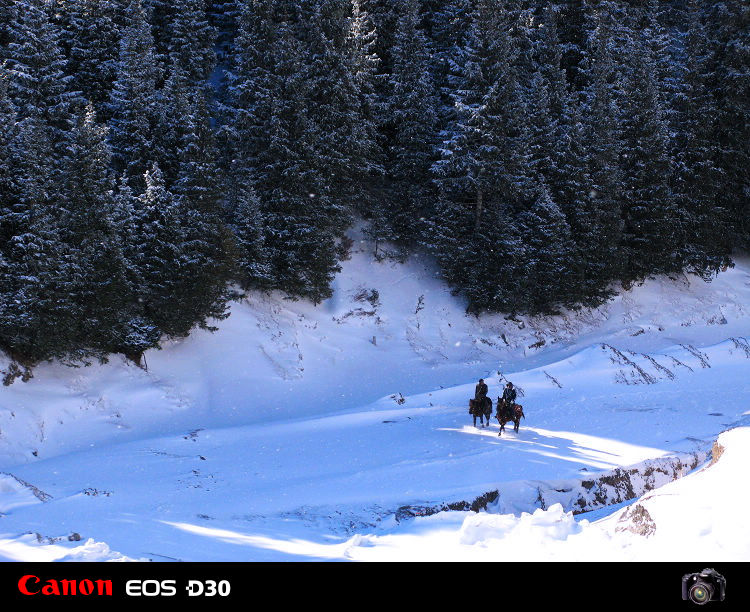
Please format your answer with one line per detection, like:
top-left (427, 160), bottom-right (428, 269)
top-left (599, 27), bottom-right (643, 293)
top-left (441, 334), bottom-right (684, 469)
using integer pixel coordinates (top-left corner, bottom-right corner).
top-left (339, 425), bottom-right (750, 562)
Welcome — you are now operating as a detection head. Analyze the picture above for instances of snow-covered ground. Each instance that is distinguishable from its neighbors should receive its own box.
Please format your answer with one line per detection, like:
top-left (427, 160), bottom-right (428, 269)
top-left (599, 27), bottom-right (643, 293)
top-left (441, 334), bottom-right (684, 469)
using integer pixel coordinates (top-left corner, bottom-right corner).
top-left (1, 238), bottom-right (749, 561)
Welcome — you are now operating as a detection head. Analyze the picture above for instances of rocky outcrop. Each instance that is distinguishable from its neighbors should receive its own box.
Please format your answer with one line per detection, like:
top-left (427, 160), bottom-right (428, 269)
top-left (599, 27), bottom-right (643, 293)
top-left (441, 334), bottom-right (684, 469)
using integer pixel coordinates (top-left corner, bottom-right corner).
top-left (394, 449), bottom-right (709, 524)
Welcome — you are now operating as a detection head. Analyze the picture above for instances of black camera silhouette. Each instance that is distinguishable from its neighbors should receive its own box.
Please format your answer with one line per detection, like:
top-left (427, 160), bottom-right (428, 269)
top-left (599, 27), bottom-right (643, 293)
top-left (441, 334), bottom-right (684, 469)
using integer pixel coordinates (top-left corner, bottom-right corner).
top-left (682, 568), bottom-right (726, 605)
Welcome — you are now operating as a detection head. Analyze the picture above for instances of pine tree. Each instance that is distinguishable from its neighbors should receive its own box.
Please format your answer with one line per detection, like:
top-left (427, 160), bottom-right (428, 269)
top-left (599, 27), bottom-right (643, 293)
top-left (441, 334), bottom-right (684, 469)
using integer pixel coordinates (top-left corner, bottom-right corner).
top-left (430, 0), bottom-right (532, 312)
top-left (225, 163), bottom-right (274, 290)
top-left (128, 164), bottom-right (191, 337)
top-left (143, 0), bottom-right (176, 67)
top-left (111, 175), bottom-right (162, 360)
top-left (110, 0), bottom-right (164, 192)
top-left (208, 1), bottom-right (239, 63)
top-left (59, 0), bottom-right (122, 119)
top-left (706, 0), bottom-right (750, 249)
top-left (171, 89), bottom-right (235, 333)
top-left (228, 1), bottom-right (349, 302)
top-left (347, 0), bottom-right (385, 220)
top-left (222, 0), bottom-right (275, 176)
top-left (359, 0), bottom-right (399, 80)
top-left (64, 104), bottom-right (135, 355)
top-left (0, 110), bottom-right (82, 365)
top-left (573, 1), bottom-right (626, 298)
top-left (555, 0), bottom-right (587, 90)
top-left (373, 0), bottom-right (439, 255)
top-left (618, 4), bottom-right (680, 281)
top-left (0, 72), bottom-right (25, 362)
top-left (422, 0), bottom-right (474, 123)
top-left (301, 0), bottom-right (377, 225)
top-left (516, 181), bottom-right (577, 314)
top-left (671, 0), bottom-right (732, 277)
top-left (4, 0), bottom-right (81, 162)
top-left (0, 1), bottom-right (18, 62)
top-left (0, 71), bottom-right (23, 250)
top-left (168, 0), bottom-right (217, 92)
top-left (528, 5), bottom-right (574, 203)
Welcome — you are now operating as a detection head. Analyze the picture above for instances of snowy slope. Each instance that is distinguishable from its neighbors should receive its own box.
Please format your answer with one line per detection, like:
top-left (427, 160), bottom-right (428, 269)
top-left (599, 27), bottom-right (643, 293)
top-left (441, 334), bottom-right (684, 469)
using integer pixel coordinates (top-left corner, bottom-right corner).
top-left (1, 238), bottom-right (749, 561)
top-left (331, 427), bottom-right (750, 562)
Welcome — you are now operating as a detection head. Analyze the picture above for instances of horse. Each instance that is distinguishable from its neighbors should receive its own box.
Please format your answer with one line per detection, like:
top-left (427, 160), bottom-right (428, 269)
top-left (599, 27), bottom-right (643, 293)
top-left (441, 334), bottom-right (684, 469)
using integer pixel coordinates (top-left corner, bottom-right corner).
top-left (469, 397), bottom-right (493, 428)
top-left (496, 398), bottom-right (525, 436)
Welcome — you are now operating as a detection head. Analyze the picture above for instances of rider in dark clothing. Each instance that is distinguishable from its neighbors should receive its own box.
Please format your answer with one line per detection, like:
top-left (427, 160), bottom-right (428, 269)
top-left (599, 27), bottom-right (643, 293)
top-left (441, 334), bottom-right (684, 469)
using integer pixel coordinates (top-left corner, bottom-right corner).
top-left (501, 382), bottom-right (516, 417)
top-left (475, 379), bottom-right (488, 401)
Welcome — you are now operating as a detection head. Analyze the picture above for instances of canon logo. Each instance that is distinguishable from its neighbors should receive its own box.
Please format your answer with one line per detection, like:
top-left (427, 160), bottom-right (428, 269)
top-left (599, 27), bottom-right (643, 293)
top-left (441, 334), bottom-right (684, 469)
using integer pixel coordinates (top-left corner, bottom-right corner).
top-left (18, 575), bottom-right (113, 596)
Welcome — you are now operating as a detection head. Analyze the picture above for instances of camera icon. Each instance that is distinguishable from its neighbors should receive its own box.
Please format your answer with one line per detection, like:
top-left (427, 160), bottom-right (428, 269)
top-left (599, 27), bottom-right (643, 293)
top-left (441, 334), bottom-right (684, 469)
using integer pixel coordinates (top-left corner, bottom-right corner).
top-left (682, 568), bottom-right (726, 605)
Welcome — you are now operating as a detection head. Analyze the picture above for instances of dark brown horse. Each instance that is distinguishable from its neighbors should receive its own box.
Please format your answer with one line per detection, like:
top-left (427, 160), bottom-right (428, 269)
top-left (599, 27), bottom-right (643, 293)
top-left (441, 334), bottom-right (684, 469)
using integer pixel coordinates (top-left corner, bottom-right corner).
top-left (469, 397), bottom-right (492, 428)
top-left (496, 399), bottom-right (525, 436)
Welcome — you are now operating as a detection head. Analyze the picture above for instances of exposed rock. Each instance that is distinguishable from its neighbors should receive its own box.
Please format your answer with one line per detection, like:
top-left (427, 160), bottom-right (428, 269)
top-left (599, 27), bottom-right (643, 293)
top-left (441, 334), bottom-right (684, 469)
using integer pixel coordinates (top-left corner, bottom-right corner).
top-left (615, 504), bottom-right (656, 537)
top-left (710, 440), bottom-right (725, 466)
top-left (394, 450), bottom-right (707, 526)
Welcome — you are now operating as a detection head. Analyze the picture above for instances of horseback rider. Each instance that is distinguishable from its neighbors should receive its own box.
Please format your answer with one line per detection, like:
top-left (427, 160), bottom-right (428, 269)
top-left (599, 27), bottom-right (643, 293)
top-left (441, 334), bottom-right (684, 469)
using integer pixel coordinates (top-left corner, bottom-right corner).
top-left (475, 378), bottom-right (488, 402)
top-left (501, 382), bottom-right (516, 417)
top-left (472, 378), bottom-right (491, 427)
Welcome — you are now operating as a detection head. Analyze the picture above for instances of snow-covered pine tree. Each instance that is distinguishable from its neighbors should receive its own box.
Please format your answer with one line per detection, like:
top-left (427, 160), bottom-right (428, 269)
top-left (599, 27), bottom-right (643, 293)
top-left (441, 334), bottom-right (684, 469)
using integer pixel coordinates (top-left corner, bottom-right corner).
top-left (0, 73), bottom-right (22, 365)
top-left (618, 3), bottom-right (680, 282)
top-left (225, 162), bottom-right (274, 291)
top-left (528, 4), bottom-right (574, 197)
top-left (4, 0), bottom-right (81, 166)
top-left (0, 1), bottom-right (18, 62)
top-left (348, 0), bottom-right (381, 110)
top-left (0, 71), bottom-right (23, 251)
top-left (208, 0), bottom-right (239, 63)
top-left (359, 0), bottom-right (399, 83)
top-left (356, 0), bottom-right (399, 183)
top-left (670, 0), bottom-right (732, 278)
top-left (222, 0), bottom-right (275, 178)
top-left (111, 174), bottom-right (162, 360)
top-left (429, 0), bottom-right (533, 312)
top-left (553, 0), bottom-right (587, 91)
top-left (127, 163), bottom-right (196, 338)
top-left (301, 0), bottom-right (376, 228)
top-left (109, 0), bottom-right (164, 192)
top-left (220, 0), bottom-right (277, 291)
top-left (570, 1), bottom-right (627, 299)
top-left (0, 1), bottom-right (103, 365)
top-left (168, 0), bottom-right (217, 94)
top-left (346, 0), bottom-right (386, 221)
top-left (421, 0), bottom-right (474, 125)
top-left (158, 0), bottom-right (217, 188)
top-left (372, 0), bottom-right (439, 256)
top-left (170, 88), bottom-right (236, 334)
top-left (142, 0), bottom-right (175, 70)
top-left (706, 0), bottom-right (750, 249)
top-left (457, 204), bottom-right (527, 315)
top-left (58, 0), bottom-right (122, 120)
top-left (516, 181), bottom-right (577, 314)
top-left (63, 104), bottom-right (136, 356)
top-left (228, 0), bottom-right (350, 302)
top-left (0, 110), bottom-right (82, 365)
